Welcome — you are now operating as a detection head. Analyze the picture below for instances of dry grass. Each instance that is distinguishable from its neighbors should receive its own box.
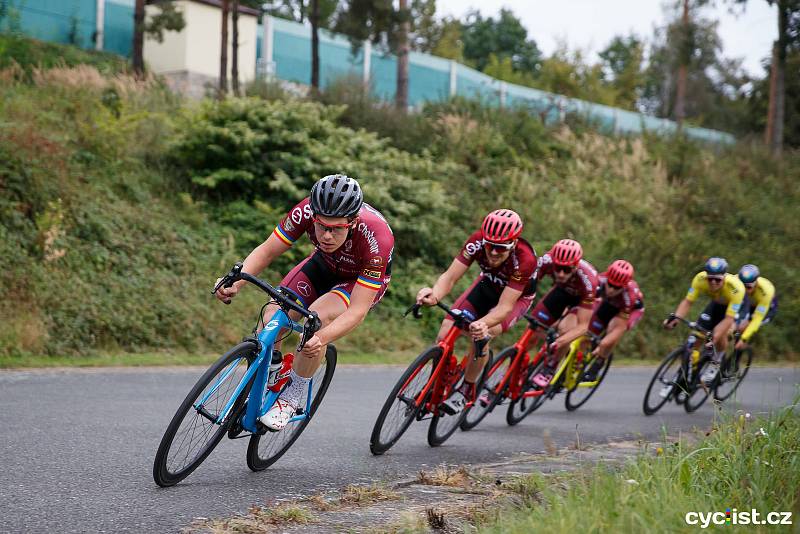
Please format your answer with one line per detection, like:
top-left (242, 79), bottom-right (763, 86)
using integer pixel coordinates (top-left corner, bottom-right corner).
top-left (339, 483), bottom-right (399, 505)
top-left (417, 465), bottom-right (472, 488)
top-left (30, 64), bottom-right (159, 96)
top-left (188, 504), bottom-right (314, 533)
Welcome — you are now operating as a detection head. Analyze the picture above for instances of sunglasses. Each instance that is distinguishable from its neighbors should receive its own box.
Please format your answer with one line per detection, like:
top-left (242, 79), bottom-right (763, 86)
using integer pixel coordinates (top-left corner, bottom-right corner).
top-left (554, 265), bottom-right (575, 274)
top-left (313, 216), bottom-right (352, 234)
top-left (483, 240), bottom-right (515, 253)
top-left (608, 282), bottom-right (623, 290)
top-left (744, 282), bottom-right (756, 289)
top-left (707, 276), bottom-right (724, 283)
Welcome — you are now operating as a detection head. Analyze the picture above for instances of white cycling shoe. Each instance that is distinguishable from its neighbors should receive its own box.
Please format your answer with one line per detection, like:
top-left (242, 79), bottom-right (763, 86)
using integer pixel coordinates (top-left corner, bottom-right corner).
top-left (259, 399), bottom-right (298, 431)
top-left (701, 361), bottom-right (720, 385)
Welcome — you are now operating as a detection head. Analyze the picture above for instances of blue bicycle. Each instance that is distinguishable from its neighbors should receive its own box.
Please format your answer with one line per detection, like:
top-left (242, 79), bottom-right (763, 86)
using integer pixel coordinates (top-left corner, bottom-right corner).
top-left (153, 263), bottom-right (337, 487)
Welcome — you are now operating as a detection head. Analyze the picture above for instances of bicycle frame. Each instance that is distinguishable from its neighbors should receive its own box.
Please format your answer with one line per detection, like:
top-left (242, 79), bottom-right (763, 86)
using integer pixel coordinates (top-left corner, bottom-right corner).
top-left (400, 324), bottom-right (473, 415)
top-left (194, 309), bottom-right (312, 434)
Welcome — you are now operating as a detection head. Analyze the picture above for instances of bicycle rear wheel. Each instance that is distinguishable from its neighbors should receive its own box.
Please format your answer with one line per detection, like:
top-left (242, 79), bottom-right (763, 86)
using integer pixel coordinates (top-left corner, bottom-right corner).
top-left (506, 357), bottom-right (546, 425)
top-left (427, 365), bottom-right (468, 447)
top-left (461, 347), bottom-right (515, 431)
top-left (153, 341), bottom-right (256, 487)
top-left (683, 358), bottom-right (712, 413)
top-left (246, 345), bottom-right (337, 471)
top-left (642, 348), bottom-right (682, 416)
top-left (565, 354), bottom-right (613, 411)
top-left (713, 348), bottom-right (753, 402)
top-left (369, 347), bottom-right (440, 455)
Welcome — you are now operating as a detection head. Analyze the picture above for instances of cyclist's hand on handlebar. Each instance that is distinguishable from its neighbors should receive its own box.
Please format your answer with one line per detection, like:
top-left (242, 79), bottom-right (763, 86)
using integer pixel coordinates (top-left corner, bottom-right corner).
top-left (735, 338), bottom-right (748, 351)
top-left (469, 320), bottom-right (489, 340)
top-left (300, 334), bottom-right (323, 359)
top-left (416, 287), bottom-right (438, 307)
top-left (215, 278), bottom-right (240, 304)
top-left (663, 315), bottom-right (678, 330)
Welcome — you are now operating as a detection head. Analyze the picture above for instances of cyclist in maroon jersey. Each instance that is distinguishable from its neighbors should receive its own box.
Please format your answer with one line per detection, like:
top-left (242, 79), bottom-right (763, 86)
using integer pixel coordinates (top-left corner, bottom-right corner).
top-left (416, 209), bottom-right (537, 414)
top-left (529, 239), bottom-right (599, 388)
top-left (215, 174), bottom-right (394, 430)
top-left (581, 260), bottom-right (645, 382)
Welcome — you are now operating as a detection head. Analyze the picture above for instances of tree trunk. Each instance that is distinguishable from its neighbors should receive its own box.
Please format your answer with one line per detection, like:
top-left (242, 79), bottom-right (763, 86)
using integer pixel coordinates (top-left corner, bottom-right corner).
top-left (395, 0), bottom-right (410, 111)
top-left (765, 42), bottom-right (778, 146)
top-left (673, 0), bottom-right (689, 128)
top-left (771, 0), bottom-right (788, 155)
top-left (219, 0), bottom-right (229, 99)
top-left (310, 0), bottom-right (320, 91)
top-left (299, 0), bottom-right (305, 24)
top-left (232, 0), bottom-right (240, 96)
top-left (132, 0), bottom-right (145, 77)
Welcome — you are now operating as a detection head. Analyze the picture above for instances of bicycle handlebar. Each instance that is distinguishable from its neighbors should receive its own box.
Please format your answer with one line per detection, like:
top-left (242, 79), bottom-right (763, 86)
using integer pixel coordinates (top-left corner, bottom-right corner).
top-left (665, 313), bottom-right (712, 337)
top-left (213, 263), bottom-right (321, 351)
top-left (405, 302), bottom-right (490, 355)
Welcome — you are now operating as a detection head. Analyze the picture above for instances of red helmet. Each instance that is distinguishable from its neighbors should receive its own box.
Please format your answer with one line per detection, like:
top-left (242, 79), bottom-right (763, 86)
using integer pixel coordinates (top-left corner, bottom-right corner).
top-left (550, 239), bottom-right (582, 266)
top-left (481, 209), bottom-right (523, 243)
top-left (606, 259), bottom-right (634, 286)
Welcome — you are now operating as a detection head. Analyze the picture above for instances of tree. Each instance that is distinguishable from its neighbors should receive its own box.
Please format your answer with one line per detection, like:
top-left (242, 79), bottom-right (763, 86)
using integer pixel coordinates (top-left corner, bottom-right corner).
top-left (396, 0), bottom-right (410, 109)
top-left (311, 0), bottom-right (320, 90)
top-left (460, 9), bottom-right (541, 74)
top-left (219, 0), bottom-right (230, 99)
top-left (599, 35), bottom-right (645, 110)
top-left (132, 0), bottom-right (185, 77)
top-left (232, 0), bottom-right (240, 96)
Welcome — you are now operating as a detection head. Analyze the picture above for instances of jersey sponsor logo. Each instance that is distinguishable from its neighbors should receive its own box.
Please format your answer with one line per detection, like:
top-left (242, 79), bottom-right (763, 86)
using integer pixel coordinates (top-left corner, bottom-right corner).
top-left (511, 270), bottom-right (522, 281)
top-left (482, 272), bottom-right (507, 286)
top-left (357, 222), bottom-right (380, 254)
top-left (363, 269), bottom-right (381, 279)
top-left (731, 303), bottom-right (741, 312)
top-left (756, 305), bottom-right (767, 313)
top-left (577, 269), bottom-right (593, 292)
top-left (283, 217), bottom-right (295, 232)
top-left (290, 205), bottom-right (312, 225)
top-left (368, 256), bottom-right (383, 268)
top-left (464, 240), bottom-right (482, 256)
top-left (537, 310), bottom-right (551, 321)
top-left (338, 255), bottom-right (356, 265)
top-left (344, 240), bottom-right (353, 251)
top-left (296, 281), bottom-right (311, 297)
top-left (592, 320), bottom-right (604, 330)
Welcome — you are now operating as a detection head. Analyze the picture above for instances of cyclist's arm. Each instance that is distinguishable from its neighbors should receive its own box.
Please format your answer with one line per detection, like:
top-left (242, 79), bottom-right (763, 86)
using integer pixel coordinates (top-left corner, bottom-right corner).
top-left (315, 284), bottom-right (375, 345)
top-left (479, 286), bottom-right (522, 329)
top-left (741, 286), bottom-right (775, 342)
top-left (559, 306), bottom-right (592, 346)
top-left (235, 233), bottom-right (291, 290)
top-left (673, 298), bottom-right (693, 320)
top-left (429, 259), bottom-right (470, 302)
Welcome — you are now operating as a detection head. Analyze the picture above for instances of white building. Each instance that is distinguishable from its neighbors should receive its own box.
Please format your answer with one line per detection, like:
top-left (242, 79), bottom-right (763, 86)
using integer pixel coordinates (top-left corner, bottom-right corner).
top-left (144, 0), bottom-right (259, 98)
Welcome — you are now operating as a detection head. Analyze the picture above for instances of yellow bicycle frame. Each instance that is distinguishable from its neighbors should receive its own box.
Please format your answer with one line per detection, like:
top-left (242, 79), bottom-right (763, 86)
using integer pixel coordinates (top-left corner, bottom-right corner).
top-left (549, 336), bottom-right (601, 390)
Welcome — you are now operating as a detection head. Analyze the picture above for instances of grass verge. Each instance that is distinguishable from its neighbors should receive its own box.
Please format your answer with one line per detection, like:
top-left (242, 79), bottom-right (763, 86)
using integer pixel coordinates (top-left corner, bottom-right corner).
top-left (477, 395), bottom-right (800, 533)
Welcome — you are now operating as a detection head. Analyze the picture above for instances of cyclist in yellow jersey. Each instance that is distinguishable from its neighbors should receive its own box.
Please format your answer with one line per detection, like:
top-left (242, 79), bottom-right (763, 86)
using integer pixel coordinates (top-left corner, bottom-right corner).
top-left (735, 264), bottom-right (778, 351)
top-left (664, 257), bottom-right (745, 384)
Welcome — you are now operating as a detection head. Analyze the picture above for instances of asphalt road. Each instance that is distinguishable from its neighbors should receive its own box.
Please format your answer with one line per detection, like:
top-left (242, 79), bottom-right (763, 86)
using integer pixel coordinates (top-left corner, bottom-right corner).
top-left (0, 365), bottom-right (797, 533)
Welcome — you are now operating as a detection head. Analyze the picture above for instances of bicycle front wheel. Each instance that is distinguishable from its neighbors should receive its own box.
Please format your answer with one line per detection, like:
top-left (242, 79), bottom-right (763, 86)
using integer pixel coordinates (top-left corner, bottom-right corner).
top-left (427, 360), bottom-right (475, 447)
top-left (565, 354), bottom-right (612, 411)
top-left (683, 358), bottom-right (712, 413)
top-left (506, 357), bottom-right (546, 426)
top-left (461, 347), bottom-right (515, 431)
top-left (713, 348), bottom-right (753, 402)
top-left (369, 347), bottom-right (441, 455)
top-left (153, 341), bottom-right (256, 487)
top-left (642, 348), bottom-right (682, 416)
top-left (246, 345), bottom-right (337, 471)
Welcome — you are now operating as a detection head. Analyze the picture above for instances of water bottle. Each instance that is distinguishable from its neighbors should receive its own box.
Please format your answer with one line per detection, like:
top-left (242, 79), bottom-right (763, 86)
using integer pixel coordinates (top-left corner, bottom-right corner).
top-left (267, 350), bottom-right (283, 388)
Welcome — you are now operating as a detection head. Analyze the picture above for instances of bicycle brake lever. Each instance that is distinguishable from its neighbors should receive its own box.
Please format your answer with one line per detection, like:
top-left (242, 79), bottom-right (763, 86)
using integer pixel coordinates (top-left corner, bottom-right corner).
top-left (473, 336), bottom-right (491, 359)
top-left (404, 303), bottom-right (423, 319)
top-left (297, 311), bottom-right (322, 352)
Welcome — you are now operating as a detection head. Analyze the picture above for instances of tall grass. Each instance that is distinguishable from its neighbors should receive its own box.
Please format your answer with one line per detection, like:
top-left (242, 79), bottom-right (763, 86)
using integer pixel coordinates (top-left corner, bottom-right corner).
top-left (481, 395), bottom-right (800, 533)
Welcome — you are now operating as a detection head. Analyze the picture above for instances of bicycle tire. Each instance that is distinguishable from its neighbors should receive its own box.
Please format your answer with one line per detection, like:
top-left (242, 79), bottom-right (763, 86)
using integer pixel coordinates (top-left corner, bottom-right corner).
top-left (427, 363), bottom-right (468, 447)
top-left (460, 347), bottom-right (515, 431)
top-left (246, 345), bottom-right (337, 471)
top-left (565, 354), bottom-right (613, 412)
top-left (153, 341), bottom-right (257, 487)
top-left (642, 348), bottom-right (682, 416)
top-left (713, 348), bottom-right (753, 402)
top-left (506, 356), bottom-right (546, 425)
top-left (683, 358), bottom-right (712, 413)
top-left (369, 347), bottom-right (441, 455)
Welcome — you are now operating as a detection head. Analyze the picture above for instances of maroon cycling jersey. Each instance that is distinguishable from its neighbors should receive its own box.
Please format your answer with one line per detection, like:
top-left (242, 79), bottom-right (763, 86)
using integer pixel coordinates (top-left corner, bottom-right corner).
top-left (597, 274), bottom-right (645, 315)
top-left (455, 230), bottom-right (537, 295)
top-left (272, 197), bottom-right (394, 291)
top-left (535, 254), bottom-right (598, 307)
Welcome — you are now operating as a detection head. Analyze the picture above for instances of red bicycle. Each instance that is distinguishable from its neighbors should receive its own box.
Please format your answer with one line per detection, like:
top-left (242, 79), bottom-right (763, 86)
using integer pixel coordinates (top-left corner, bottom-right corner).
top-left (369, 302), bottom-right (489, 454)
top-left (460, 315), bottom-right (559, 429)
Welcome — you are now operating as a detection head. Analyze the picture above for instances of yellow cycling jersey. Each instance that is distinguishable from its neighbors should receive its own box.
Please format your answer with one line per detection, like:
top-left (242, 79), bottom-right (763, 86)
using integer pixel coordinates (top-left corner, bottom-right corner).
top-left (742, 276), bottom-right (776, 342)
top-left (685, 272), bottom-right (745, 318)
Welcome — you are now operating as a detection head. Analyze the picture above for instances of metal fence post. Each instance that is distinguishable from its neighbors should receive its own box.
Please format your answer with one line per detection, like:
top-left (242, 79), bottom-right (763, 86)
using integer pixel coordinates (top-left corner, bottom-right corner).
top-left (259, 15), bottom-right (275, 79)
top-left (95, 0), bottom-right (105, 51)
top-left (363, 39), bottom-right (371, 84)
top-left (449, 60), bottom-right (456, 98)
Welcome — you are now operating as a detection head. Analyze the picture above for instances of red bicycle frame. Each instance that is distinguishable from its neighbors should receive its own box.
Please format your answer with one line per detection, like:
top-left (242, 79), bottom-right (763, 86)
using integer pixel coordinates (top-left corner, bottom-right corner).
top-left (486, 325), bottom-right (550, 402)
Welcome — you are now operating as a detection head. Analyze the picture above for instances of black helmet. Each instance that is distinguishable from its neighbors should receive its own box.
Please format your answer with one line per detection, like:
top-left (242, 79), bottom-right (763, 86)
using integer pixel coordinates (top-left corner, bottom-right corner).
top-left (310, 174), bottom-right (363, 218)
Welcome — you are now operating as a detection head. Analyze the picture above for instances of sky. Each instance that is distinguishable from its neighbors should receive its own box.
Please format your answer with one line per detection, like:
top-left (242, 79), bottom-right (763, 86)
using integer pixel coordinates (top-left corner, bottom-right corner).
top-left (436, 0), bottom-right (777, 78)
